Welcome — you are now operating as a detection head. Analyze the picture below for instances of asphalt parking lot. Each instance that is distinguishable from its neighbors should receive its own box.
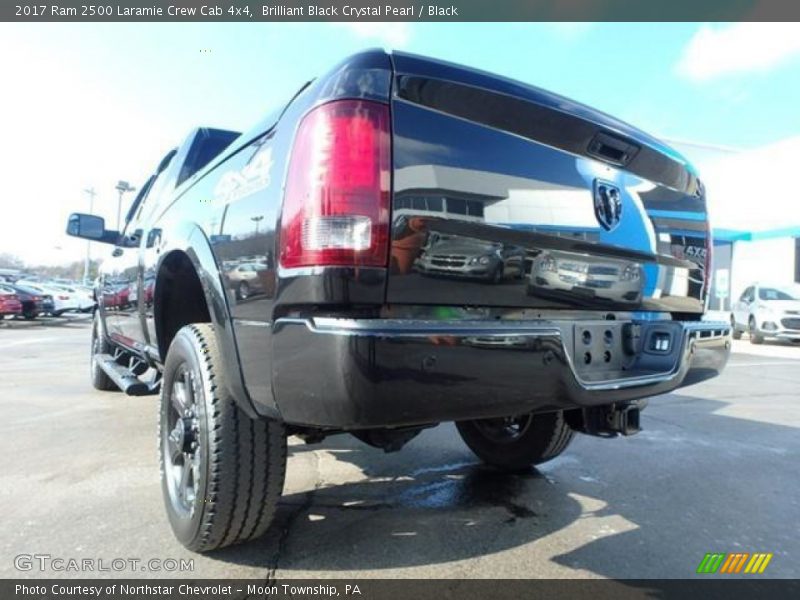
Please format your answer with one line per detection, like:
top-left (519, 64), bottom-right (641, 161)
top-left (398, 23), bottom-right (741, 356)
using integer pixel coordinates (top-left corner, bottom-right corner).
top-left (1, 316), bottom-right (798, 579)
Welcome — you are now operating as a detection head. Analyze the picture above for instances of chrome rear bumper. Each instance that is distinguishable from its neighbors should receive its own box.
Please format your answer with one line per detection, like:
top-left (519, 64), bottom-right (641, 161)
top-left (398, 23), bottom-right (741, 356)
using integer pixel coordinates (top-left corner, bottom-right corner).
top-left (270, 317), bottom-right (731, 428)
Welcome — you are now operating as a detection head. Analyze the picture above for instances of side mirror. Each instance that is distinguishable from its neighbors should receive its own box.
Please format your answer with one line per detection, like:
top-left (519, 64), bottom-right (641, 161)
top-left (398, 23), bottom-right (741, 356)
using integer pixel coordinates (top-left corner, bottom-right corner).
top-left (66, 213), bottom-right (118, 244)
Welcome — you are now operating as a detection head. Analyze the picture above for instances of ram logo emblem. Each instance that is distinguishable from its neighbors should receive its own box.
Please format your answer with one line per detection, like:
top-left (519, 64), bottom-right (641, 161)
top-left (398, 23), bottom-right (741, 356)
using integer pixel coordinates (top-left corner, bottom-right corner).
top-left (593, 180), bottom-right (623, 231)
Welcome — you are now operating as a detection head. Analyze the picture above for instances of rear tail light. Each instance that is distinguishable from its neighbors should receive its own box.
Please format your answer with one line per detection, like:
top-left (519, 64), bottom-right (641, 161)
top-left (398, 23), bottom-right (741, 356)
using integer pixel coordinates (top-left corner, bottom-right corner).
top-left (279, 99), bottom-right (391, 269)
top-left (58, 295), bottom-right (69, 300)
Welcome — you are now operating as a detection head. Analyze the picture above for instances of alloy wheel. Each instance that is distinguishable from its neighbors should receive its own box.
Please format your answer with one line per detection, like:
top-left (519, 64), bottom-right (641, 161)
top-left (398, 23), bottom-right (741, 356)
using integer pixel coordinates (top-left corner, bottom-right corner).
top-left (163, 365), bottom-right (202, 518)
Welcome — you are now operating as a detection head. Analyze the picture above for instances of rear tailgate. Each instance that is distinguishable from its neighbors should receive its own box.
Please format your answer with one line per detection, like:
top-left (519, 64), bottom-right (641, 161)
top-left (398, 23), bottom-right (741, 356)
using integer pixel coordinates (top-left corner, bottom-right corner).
top-left (387, 52), bottom-right (708, 314)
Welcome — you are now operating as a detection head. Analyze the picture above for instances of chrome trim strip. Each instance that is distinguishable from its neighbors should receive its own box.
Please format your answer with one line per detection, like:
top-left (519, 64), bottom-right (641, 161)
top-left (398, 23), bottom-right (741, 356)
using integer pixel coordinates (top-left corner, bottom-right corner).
top-left (307, 317), bottom-right (561, 337)
top-left (233, 319), bottom-right (272, 328)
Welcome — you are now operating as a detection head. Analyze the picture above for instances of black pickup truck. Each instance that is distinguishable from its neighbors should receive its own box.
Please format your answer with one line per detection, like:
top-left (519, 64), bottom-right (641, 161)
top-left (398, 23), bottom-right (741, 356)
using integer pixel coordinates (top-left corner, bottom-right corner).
top-left (67, 50), bottom-right (730, 552)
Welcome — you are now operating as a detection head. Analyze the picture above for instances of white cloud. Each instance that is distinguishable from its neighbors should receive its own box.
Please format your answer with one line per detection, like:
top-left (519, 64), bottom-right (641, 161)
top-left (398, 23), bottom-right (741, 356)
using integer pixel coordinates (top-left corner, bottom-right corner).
top-left (334, 22), bottom-right (412, 49)
top-left (548, 22), bottom-right (593, 41)
top-left (677, 23), bottom-right (800, 82)
top-left (696, 135), bottom-right (800, 231)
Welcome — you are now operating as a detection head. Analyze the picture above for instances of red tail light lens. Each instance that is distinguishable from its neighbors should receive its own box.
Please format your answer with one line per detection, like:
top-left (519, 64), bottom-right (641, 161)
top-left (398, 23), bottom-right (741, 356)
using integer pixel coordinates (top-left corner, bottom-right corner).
top-left (279, 99), bottom-right (391, 269)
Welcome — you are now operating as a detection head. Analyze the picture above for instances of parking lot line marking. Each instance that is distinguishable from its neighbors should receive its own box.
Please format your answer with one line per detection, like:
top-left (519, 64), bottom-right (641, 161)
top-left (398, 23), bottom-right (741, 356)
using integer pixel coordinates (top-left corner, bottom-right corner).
top-left (2, 337), bottom-right (59, 348)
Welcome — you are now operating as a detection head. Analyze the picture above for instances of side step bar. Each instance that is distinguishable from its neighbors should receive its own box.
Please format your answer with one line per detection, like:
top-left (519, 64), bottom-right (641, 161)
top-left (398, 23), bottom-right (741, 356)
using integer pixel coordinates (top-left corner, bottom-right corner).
top-left (96, 353), bottom-right (158, 396)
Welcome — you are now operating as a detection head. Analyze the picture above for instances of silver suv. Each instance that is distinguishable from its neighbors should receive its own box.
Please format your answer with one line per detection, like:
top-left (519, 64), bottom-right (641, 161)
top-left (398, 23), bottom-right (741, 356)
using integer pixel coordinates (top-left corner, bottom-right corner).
top-left (732, 283), bottom-right (800, 344)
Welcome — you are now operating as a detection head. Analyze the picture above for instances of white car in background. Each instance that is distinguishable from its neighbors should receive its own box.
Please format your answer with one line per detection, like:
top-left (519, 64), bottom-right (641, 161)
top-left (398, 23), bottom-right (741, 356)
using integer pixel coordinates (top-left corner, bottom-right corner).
top-left (16, 281), bottom-right (83, 316)
top-left (48, 283), bottom-right (95, 312)
top-left (731, 283), bottom-right (800, 344)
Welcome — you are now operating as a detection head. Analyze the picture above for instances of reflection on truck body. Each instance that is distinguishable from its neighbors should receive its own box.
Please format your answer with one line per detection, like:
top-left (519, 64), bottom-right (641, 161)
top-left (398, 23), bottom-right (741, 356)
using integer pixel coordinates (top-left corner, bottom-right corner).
top-left (414, 233), bottom-right (526, 283)
top-left (527, 251), bottom-right (644, 306)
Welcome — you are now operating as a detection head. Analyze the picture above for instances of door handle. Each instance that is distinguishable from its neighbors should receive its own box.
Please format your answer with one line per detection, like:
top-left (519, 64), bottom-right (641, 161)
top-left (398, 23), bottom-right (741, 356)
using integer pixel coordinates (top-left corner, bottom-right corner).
top-left (112, 248), bottom-right (123, 258)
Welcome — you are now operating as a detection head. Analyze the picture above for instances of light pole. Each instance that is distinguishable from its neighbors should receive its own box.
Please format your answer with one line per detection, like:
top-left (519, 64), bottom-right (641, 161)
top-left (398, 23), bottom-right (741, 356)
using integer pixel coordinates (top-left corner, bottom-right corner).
top-left (115, 180), bottom-right (135, 231)
top-left (83, 187), bottom-right (96, 284)
top-left (251, 215), bottom-right (264, 236)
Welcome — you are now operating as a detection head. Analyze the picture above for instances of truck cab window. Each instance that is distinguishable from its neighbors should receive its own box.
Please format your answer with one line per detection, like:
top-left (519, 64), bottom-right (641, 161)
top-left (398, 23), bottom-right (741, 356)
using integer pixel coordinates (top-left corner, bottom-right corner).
top-left (176, 129), bottom-right (240, 187)
top-left (124, 175), bottom-right (155, 229)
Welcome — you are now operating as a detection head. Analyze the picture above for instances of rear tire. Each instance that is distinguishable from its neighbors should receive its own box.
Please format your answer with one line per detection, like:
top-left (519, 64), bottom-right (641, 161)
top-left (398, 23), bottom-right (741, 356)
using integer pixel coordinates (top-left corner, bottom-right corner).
top-left (456, 411), bottom-right (574, 471)
top-left (91, 314), bottom-right (118, 391)
top-left (159, 323), bottom-right (287, 552)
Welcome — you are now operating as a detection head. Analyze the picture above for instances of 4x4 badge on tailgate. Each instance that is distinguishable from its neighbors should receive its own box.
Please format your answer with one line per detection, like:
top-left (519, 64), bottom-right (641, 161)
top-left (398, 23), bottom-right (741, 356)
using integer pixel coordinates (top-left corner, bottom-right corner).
top-left (593, 179), bottom-right (623, 231)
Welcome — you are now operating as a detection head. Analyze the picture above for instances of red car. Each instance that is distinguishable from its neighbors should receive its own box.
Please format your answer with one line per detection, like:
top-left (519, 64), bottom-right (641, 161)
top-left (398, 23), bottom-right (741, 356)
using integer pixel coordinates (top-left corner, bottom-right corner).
top-left (0, 287), bottom-right (23, 319)
top-left (141, 276), bottom-right (155, 306)
top-left (102, 282), bottom-right (132, 309)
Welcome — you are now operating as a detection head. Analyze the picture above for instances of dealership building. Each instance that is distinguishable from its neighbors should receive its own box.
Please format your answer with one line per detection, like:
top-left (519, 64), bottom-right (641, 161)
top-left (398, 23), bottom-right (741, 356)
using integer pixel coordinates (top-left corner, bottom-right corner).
top-left (674, 136), bottom-right (800, 311)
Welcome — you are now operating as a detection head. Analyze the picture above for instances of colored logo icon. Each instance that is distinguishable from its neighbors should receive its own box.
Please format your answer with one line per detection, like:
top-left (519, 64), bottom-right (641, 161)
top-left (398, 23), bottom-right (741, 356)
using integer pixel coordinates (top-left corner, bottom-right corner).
top-left (697, 552), bottom-right (773, 574)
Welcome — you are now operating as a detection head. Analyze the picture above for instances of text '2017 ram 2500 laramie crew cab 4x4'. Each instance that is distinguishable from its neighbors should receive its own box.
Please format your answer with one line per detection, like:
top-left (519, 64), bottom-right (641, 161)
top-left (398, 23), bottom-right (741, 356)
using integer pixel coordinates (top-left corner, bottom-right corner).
top-left (67, 50), bottom-right (730, 552)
